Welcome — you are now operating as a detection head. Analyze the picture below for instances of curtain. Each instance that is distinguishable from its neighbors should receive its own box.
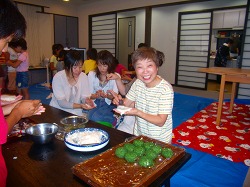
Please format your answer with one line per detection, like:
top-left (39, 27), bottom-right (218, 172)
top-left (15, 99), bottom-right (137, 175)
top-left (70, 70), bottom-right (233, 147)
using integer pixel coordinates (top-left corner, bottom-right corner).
top-left (17, 4), bottom-right (54, 67)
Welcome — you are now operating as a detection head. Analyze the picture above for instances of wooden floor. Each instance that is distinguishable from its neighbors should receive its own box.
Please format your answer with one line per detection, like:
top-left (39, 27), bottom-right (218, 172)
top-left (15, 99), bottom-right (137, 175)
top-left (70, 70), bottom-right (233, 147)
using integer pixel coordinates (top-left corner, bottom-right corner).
top-left (207, 80), bottom-right (232, 93)
top-left (173, 81), bottom-right (232, 100)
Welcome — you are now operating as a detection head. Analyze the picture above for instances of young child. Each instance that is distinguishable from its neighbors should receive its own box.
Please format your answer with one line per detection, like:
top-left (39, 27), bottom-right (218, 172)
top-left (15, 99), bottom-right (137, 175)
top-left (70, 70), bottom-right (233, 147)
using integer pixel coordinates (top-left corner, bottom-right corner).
top-left (87, 50), bottom-right (118, 125)
top-left (6, 41), bottom-right (18, 94)
top-left (50, 44), bottom-right (64, 76)
top-left (7, 38), bottom-right (30, 100)
top-left (112, 47), bottom-right (174, 143)
top-left (82, 48), bottom-right (97, 75)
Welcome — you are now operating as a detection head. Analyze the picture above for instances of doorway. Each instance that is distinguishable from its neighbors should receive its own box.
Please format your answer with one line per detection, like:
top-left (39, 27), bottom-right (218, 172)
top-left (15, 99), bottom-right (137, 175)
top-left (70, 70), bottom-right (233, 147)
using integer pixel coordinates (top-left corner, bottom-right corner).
top-left (118, 17), bottom-right (135, 69)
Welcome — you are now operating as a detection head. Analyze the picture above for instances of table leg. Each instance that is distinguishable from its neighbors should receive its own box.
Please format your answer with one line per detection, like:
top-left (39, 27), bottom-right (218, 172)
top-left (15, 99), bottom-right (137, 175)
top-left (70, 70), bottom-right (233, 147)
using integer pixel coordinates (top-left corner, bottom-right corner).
top-left (216, 74), bottom-right (226, 125)
top-left (229, 82), bottom-right (237, 113)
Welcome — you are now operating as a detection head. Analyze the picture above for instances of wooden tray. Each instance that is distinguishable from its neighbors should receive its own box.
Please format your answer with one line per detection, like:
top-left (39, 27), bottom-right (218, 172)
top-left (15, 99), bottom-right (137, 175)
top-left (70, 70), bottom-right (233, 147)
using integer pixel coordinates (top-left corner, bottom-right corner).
top-left (72, 136), bottom-right (185, 187)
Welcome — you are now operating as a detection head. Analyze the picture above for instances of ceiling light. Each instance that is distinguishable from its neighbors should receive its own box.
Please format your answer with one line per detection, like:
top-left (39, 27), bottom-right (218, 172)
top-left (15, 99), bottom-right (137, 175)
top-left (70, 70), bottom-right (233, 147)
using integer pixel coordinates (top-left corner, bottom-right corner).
top-left (63, 0), bottom-right (70, 2)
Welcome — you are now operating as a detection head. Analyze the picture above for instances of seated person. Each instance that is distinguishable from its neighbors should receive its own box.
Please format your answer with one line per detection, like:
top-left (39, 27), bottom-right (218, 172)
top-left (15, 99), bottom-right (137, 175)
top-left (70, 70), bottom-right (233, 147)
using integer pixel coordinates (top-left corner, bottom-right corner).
top-left (56, 49), bottom-right (66, 72)
top-left (50, 50), bottom-right (95, 116)
top-left (87, 50), bottom-right (118, 125)
top-left (50, 44), bottom-right (64, 76)
top-left (114, 58), bottom-right (127, 76)
top-left (82, 48), bottom-right (97, 75)
top-left (114, 58), bottom-right (134, 82)
top-left (111, 47), bottom-right (174, 143)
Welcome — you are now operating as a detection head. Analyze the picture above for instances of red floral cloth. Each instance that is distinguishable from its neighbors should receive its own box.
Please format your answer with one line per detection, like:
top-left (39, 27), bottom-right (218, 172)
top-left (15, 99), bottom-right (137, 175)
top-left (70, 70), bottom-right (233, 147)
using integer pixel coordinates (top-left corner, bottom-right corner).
top-left (172, 102), bottom-right (250, 166)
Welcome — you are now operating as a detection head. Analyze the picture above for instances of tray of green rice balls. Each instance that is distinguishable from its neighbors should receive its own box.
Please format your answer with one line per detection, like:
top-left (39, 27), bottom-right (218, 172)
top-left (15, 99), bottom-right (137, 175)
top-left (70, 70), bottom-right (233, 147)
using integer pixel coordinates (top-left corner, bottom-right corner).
top-left (72, 135), bottom-right (186, 187)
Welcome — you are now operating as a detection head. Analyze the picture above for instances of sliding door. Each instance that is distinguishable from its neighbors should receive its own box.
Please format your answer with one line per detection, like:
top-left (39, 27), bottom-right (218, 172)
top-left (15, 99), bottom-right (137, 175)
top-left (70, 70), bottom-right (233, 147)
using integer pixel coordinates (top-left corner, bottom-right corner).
top-left (238, 2), bottom-right (250, 99)
top-left (89, 14), bottom-right (116, 56)
top-left (54, 15), bottom-right (78, 48)
top-left (175, 11), bottom-right (212, 89)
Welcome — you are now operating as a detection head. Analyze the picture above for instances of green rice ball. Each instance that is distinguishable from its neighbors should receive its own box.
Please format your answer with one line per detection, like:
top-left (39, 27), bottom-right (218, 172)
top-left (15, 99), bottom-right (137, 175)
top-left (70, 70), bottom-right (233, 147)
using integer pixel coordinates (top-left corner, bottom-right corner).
top-left (133, 139), bottom-right (144, 147)
top-left (115, 147), bottom-right (127, 158)
top-left (124, 143), bottom-right (136, 152)
top-left (134, 146), bottom-right (145, 157)
top-left (151, 144), bottom-right (162, 155)
top-left (145, 150), bottom-right (158, 160)
top-left (144, 142), bottom-right (154, 150)
top-left (138, 156), bottom-right (154, 168)
top-left (124, 152), bottom-right (138, 163)
top-left (161, 148), bottom-right (174, 158)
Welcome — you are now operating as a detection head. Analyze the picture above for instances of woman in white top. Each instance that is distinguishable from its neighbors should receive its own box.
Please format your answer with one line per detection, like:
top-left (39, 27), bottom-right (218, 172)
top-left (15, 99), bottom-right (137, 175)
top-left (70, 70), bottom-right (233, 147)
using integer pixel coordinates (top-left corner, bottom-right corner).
top-left (50, 50), bottom-right (95, 116)
top-left (88, 50), bottom-right (118, 125)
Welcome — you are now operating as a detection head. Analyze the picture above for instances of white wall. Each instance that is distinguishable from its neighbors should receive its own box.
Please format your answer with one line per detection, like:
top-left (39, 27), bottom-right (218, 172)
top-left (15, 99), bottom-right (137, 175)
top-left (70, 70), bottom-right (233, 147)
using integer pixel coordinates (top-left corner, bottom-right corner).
top-left (151, 0), bottom-right (247, 83)
top-left (77, 0), bottom-right (189, 49)
top-left (16, 0), bottom-right (78, 16)
top-left (77, 0), bottom-right (247, 83)
top-left (117, 10), bottom-right (146, 49)
top-left (17, 0), bottom-right (247, 80)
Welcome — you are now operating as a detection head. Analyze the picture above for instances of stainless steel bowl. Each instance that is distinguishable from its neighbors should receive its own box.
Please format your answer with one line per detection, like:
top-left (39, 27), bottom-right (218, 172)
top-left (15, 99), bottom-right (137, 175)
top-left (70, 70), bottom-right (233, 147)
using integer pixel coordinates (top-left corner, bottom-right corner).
top-left (25, 123), bottom-right (59, 144)
top-left (60, 115), bottom-right (88, 132)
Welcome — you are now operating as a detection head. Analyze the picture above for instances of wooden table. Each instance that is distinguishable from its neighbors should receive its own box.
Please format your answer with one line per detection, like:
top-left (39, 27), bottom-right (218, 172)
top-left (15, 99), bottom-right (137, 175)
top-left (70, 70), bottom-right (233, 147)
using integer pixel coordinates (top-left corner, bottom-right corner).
top-left (198, 67), bottom-right (250, 125)
top-left (3, 105), bottom-right (191, 187)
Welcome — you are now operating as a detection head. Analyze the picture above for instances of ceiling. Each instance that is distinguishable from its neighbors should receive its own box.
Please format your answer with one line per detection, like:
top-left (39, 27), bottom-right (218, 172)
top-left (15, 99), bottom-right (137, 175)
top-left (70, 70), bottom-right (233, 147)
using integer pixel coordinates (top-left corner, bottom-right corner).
top-left (54, 0), bottom-right (103, 6)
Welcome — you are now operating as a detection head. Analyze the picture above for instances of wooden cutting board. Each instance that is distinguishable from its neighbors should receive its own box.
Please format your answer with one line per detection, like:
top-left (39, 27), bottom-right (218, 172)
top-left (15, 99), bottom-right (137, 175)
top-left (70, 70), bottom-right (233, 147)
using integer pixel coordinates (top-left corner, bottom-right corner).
top-left (72, 135), bottom-right (186, 187)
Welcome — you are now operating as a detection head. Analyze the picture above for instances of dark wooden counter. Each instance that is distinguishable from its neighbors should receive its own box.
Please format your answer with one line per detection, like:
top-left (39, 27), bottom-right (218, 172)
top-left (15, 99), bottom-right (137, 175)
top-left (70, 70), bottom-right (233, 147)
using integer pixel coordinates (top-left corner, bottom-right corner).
top-left (3, 105), bottom-right (191, 187)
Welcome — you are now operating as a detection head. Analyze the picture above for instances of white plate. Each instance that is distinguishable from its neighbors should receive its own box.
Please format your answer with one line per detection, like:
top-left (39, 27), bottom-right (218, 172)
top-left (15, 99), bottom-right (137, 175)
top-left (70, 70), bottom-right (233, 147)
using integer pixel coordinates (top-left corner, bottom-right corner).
top-left (64, 128), bottom-right (109, 152)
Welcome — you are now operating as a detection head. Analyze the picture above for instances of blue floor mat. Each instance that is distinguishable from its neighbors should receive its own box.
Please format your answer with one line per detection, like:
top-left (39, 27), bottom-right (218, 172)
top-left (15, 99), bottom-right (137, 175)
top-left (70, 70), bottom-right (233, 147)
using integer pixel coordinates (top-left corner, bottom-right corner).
top-left (29, 84), bottom-right (250, 186)
top-left (29, 83), bottom-right (52, 105)
top-left (171, 92), bottom-right (250, 187)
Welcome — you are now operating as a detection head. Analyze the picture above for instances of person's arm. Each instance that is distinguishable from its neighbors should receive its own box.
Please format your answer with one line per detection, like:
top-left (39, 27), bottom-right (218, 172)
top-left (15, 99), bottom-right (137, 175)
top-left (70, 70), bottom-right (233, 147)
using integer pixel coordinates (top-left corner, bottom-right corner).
top-left (5, 100), bottom-right (45, 133)
top-left (6, 59), bottom-right (21, 68)
top-left (57, 99), bottom-right (94, 110)
top-left (107, 73), bottom-right (126, 95)
top-left (122, 91), bottom-right (170, 127)
top-left (126, 108), bottom-right (168, 127)
top-left (87, 71), bottom-right (100, 99)
top-left (2, 102), bottom-right (21, 116)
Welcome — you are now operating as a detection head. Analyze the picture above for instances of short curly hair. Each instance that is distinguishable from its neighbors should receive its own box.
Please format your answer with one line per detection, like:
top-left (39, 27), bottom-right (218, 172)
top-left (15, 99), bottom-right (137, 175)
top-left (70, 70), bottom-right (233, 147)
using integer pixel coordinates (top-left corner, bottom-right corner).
top-left (131, 47), bottom-right (165, 68)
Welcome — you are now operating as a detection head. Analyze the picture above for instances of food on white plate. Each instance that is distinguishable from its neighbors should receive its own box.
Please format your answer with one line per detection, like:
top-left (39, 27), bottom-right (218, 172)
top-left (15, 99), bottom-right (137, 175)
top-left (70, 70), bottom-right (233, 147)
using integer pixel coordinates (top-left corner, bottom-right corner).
top-left (1, 94), bottom-right (17, 101)
top-left (66, 131), bottom-right (102, 145)
top-left (116, 105), bottom-right (132, 115)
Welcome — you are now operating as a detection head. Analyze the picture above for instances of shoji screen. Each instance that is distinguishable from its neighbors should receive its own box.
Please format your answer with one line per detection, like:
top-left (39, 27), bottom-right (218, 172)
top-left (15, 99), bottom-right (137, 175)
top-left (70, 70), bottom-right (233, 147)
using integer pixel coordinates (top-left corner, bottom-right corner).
top-left (90, 14), bottom-right (116, 56)
top-left (176, 12), bottom-right (212, 89)
top-left (238, 4), bottom-right (250, 99)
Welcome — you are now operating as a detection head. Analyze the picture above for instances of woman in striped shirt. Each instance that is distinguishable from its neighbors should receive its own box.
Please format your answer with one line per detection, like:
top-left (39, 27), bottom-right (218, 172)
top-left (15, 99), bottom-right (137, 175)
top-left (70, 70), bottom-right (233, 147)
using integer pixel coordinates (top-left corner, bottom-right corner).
top-left (113, 47), bottom-right (174, 143)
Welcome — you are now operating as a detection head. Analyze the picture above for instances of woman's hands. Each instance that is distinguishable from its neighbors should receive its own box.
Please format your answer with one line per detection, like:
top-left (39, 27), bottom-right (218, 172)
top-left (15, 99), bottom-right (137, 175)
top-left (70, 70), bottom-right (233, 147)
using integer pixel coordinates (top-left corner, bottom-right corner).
top-left (108, 90), bottom-right (137, 116)
top-left (6, 100), bottom-right (46, 133)
top-left (91, 90), bottom-right (114, 100)
top-left (81, 97), bottom-right (95, 110)
top-left (13, 100), bottom-right (45, 118)
top-left (2, 96), bottom-right (45, 116)
top-left (108, 90), bottom-right (123, 105)
top-left (106, 73), bottom-right (120, 81)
